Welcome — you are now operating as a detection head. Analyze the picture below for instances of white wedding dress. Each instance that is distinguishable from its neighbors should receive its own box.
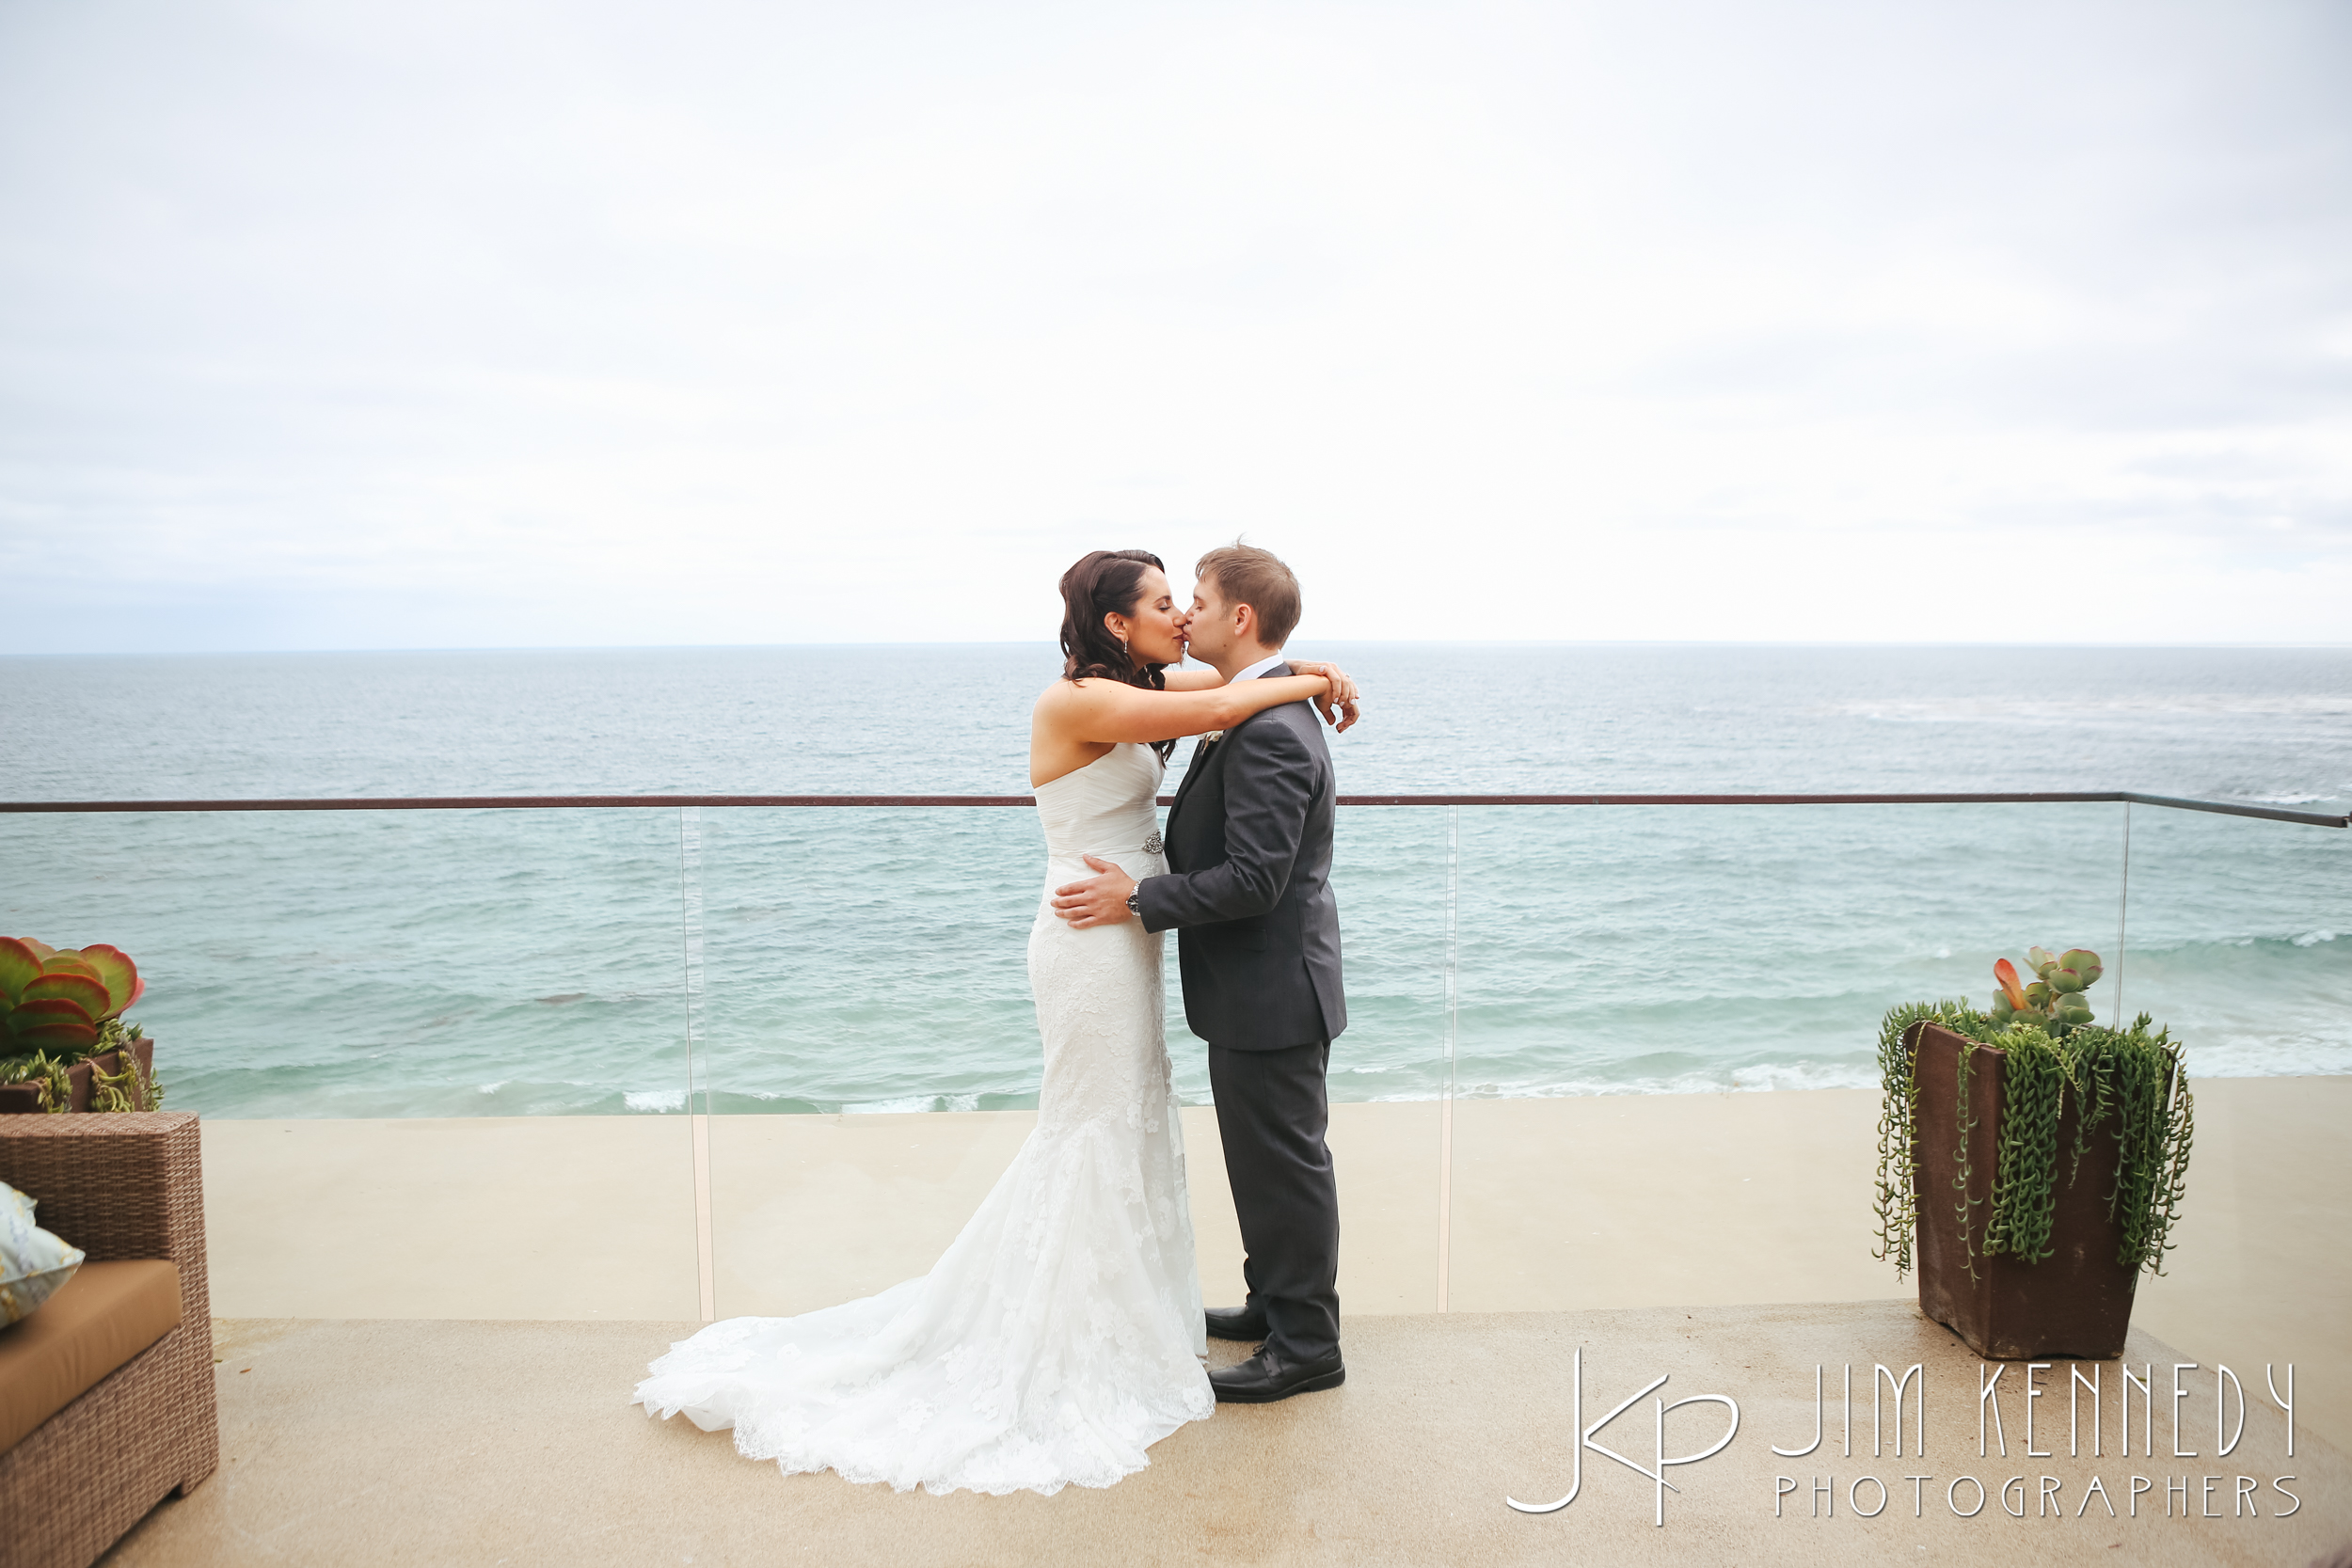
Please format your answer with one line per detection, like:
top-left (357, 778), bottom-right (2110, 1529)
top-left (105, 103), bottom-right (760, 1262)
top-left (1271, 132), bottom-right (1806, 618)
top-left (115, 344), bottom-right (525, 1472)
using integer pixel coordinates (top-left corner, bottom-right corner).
top-left (633, 742), bottom-right (1214, 1495)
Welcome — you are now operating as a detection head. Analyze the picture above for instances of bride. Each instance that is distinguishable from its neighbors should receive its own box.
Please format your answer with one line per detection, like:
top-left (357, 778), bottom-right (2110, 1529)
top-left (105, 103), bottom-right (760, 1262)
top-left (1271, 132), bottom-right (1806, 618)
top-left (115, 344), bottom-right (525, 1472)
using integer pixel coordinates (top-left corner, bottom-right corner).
top-left (633, 548), bottom-right (1357, 1496)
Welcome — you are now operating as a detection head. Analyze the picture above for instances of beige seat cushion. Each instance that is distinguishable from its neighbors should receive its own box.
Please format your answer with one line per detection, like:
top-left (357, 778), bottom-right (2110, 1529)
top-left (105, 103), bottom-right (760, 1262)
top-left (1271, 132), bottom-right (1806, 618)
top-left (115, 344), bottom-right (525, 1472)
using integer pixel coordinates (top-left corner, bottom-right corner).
top-left (0, 1259), bottom-right (182, 1452)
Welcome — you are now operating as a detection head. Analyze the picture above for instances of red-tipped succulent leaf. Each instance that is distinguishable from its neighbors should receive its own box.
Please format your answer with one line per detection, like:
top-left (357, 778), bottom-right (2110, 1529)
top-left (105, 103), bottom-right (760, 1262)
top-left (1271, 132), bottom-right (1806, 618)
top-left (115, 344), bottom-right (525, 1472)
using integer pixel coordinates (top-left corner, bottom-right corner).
top-left (6, 996), bottom-right (99, 1053)
top-left (1992, 958), bottom-right (2028, 1011)
top-left (40, 952), bottom-right (102, 982)
top-left (0, 938), bottom-right (40, 1001)
top-left (22, 972), bottom-right (112, 1019)
top-left (72, 945), bottom-right (141, 1019)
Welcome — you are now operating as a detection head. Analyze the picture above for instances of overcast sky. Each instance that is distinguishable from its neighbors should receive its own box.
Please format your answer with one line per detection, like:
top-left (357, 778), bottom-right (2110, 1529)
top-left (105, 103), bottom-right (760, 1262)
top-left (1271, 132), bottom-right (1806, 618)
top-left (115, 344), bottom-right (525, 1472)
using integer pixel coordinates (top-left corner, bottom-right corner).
top-left (3, 0), bottom-right (2348, 652)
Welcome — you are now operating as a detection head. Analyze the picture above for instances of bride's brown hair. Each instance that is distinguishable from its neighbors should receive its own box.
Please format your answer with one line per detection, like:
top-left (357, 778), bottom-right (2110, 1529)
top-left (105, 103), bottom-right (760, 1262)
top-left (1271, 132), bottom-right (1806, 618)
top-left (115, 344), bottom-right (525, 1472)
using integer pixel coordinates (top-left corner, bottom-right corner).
top-left (1057, 549), bottom-right (1175, 761)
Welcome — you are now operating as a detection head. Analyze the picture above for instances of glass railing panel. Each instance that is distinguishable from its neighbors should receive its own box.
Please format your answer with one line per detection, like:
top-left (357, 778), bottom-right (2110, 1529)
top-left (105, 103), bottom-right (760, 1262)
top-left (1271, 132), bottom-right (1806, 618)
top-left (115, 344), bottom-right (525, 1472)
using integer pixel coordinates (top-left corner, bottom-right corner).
top-left (1441, 800), bottom-right (2131, 1314)
top-left (32, 791), bottom-right (2323, 1339)
top-left (690, 805), bottom-right (1052, 1319)
top-left (1312, 804), bottom-right (1447, 1317)
top-left (0, 806), bottom-right (702, 1320)
top-left (2115, 800), bottom-right (2350, 1441)
top-left (2115, 801), bottom-right (2351, 1078)
top-left (685, 800), bottom-right (1453, 1323)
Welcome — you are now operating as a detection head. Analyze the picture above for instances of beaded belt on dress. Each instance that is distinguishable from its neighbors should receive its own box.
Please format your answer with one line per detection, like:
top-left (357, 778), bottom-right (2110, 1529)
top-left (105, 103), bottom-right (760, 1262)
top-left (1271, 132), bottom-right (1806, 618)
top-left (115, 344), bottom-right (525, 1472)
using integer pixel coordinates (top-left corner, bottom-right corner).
top-left (1055, 833), bottom-right (1161, 865)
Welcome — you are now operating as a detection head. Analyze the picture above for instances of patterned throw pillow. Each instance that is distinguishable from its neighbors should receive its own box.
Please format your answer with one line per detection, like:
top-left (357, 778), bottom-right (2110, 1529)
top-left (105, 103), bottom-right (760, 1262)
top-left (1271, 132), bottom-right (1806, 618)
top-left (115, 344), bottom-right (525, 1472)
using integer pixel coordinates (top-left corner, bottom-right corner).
top-left (1, 1182), bottom-right (86, 1326)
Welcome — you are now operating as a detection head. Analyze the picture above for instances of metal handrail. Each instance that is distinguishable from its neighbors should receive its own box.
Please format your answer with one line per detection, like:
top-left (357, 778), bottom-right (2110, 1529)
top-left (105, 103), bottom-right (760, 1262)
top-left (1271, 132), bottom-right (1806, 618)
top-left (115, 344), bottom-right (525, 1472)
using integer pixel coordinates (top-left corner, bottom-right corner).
top-left (2, 790), bottom-right (2343, 827)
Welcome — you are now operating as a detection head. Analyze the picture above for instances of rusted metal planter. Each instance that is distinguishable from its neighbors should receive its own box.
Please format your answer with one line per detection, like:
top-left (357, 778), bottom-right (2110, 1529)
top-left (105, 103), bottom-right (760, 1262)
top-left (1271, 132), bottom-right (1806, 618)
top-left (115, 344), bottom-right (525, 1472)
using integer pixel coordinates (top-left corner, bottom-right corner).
top-left (0, 1035), bottom-right (157, 1115)
top-left (1907, 1020), bottom-right (2143, 1361)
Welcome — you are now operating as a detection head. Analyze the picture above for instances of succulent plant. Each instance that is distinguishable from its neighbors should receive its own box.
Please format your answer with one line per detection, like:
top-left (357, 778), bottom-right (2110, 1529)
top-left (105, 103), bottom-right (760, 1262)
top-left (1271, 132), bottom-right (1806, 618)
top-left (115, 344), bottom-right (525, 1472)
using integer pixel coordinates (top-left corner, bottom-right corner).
top-left (1990, 945), bottom-right (2103, 1037)
top-left (0, 938), bottom-right (145, 1057)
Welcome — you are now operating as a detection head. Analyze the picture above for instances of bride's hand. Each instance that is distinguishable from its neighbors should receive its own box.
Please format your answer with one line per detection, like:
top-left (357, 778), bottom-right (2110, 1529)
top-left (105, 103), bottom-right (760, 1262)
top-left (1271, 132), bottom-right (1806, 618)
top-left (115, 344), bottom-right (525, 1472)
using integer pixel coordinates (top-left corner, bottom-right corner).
top-left (1290, 661), bottom-right (1362, 733)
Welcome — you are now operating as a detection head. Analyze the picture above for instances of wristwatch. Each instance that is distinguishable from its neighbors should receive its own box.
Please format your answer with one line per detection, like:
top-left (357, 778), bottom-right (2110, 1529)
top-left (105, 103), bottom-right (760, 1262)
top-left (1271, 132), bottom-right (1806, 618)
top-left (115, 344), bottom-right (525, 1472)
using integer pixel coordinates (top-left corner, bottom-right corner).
top-left (1126, 883), bottom-right (1144, 920)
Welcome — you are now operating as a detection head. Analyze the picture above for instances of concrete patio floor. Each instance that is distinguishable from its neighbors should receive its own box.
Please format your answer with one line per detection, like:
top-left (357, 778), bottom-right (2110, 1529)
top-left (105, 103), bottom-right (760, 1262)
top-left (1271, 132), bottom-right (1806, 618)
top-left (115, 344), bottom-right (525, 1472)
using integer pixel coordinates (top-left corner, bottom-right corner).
top-left (103, 1303), bottom-right (2351, 1567)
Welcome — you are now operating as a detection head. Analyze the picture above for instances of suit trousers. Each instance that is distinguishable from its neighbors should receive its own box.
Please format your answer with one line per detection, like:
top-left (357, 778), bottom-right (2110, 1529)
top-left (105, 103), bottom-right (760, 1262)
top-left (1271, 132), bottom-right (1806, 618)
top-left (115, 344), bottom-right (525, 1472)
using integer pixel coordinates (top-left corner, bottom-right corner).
top-left (1207, 1037), bottom-right (1341, 1364)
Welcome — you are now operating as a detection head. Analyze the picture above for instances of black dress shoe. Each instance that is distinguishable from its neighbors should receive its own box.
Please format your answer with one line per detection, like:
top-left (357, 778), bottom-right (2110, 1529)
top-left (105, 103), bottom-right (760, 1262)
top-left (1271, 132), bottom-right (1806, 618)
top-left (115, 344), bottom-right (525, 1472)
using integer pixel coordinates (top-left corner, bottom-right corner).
top-left (1205, 1304), bottom-right (1268, 1341)
top-left (1209, 1346), bottom-right (1345, 1403)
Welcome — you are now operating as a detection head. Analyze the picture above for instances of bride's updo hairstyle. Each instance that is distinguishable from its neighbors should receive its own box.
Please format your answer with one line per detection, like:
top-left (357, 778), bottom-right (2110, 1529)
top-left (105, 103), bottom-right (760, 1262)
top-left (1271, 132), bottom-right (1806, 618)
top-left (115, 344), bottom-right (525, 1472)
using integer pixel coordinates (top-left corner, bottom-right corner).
top-left (1058, 548), bottom-right (1176, 760)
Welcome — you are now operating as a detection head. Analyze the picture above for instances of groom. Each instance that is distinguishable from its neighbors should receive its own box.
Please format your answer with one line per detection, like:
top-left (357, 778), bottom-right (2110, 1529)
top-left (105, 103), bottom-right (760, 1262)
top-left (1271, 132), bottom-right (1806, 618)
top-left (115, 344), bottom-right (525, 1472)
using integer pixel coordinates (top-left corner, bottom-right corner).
top-left (1050, 544), bottom-right (1348, 1404)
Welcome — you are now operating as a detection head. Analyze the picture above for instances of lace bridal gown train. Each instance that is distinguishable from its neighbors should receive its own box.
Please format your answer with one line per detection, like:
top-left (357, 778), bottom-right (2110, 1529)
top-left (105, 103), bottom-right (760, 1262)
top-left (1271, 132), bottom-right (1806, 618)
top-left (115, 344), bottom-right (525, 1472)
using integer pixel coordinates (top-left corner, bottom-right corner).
top-left (633, 743), bottom-right (1214, 1495)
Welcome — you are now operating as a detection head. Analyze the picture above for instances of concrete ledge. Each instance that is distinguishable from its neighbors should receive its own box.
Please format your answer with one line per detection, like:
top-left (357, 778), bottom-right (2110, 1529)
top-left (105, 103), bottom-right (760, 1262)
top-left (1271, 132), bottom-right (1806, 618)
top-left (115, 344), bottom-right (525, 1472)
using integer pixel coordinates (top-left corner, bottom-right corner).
top-left (200, 1114), bottom-right (705, 1319)
top-left (198, 1077), bottom-right (2352, 1446)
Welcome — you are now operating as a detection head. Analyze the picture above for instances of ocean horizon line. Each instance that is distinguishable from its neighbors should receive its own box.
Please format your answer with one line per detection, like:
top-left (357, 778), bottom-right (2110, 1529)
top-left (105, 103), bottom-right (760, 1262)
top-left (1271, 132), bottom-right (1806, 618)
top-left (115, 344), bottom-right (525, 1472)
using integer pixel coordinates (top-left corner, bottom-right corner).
top-left (7, 637), bottom-right (2352, 659)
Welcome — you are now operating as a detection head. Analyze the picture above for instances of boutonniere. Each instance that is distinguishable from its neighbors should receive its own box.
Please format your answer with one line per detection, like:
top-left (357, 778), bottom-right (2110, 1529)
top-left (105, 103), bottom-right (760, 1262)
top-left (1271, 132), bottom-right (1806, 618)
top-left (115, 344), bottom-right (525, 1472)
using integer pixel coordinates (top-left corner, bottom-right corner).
top-left (1202, 731), bottom-right (1223, 746)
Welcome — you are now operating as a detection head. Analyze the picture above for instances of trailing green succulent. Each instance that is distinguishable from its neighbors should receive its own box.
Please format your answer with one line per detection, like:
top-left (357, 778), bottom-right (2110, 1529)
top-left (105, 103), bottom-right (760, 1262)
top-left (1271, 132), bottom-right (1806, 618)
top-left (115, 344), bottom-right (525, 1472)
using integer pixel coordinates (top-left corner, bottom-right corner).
top-left (1990, 944), bottom-right (2104, 1037)
top-left (1872, 988), bottom-right (2192, 1283)
top-left (0, 938), bottom-right (162, 1112)
top-left (86, 1019), bottom-right (164, 1113)
top-left (0, 1050), bottom-right (77, 1112)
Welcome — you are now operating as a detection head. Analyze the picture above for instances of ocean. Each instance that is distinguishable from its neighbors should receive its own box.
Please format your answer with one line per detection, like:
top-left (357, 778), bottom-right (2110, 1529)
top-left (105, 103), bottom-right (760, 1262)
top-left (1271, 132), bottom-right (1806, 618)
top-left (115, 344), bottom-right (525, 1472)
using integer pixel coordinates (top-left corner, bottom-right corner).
top-left (2, 644), bottom-right (2346, 1117)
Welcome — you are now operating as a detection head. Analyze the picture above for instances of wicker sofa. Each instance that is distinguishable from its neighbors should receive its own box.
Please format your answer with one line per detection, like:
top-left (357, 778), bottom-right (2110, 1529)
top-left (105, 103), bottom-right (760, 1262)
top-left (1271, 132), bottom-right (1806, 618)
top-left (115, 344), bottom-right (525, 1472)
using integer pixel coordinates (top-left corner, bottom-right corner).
top-left (0, 1113), bottom-right (219, 1568)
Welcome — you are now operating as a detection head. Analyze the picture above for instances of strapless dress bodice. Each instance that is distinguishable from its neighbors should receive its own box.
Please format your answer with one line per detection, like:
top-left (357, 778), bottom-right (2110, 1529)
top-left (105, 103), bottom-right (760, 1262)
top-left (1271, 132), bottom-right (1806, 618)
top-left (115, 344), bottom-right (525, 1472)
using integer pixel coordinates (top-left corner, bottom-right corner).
top-left (1033, 743), bottom-right (1165, 886)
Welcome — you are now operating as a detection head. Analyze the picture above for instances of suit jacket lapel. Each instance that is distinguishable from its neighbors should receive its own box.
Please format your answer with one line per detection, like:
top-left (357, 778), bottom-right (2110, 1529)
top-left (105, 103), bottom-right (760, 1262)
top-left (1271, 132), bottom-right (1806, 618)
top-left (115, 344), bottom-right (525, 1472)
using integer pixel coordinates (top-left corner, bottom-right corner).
top-left (1166, 733), bottom-right (1218, 825)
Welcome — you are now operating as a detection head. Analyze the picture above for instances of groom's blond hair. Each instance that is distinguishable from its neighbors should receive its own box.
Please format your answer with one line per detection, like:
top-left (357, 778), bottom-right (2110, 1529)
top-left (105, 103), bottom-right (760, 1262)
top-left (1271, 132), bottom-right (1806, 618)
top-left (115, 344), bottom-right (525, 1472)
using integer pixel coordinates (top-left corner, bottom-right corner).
top-left (1196, 543), bottom-right (1302, 649)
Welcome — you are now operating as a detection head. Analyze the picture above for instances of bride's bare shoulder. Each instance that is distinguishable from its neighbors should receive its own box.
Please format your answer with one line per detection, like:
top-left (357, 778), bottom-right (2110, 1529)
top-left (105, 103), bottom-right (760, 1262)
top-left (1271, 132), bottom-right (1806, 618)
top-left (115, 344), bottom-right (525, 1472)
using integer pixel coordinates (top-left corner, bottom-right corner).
top-left (1035, 678), bottom-right (1109, 736)
top-left (1035, 676), bottom-right (1088, 712)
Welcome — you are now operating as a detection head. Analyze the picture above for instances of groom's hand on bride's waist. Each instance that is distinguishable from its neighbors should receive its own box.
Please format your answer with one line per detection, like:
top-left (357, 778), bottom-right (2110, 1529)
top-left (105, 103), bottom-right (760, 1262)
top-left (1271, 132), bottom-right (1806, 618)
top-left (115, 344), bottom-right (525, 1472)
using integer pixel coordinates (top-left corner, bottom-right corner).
top-left (1051, 856), bottom-right (1139, 928)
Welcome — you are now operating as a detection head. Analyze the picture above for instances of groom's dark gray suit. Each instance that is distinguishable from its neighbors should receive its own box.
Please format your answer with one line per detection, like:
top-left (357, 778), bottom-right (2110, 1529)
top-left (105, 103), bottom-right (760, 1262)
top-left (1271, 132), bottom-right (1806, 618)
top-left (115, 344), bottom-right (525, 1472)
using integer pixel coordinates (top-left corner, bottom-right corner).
top-left (1135, 662), bottom-right (1345, 1366)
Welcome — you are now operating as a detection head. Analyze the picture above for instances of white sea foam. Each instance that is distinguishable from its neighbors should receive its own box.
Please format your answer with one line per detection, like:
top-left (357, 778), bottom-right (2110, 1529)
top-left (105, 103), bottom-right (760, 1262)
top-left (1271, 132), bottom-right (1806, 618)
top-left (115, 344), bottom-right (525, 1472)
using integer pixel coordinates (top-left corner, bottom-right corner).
top-left (1830, 693), bottom-right (2352, 724)
top-left (1367, 1059), bottom-right (1883, 1101)
top-left (624, 1089), bottom-right (687, 1113)
top-left (2185, 1037), bottom-right (2352, 1080)
top-left (846, 1094), bottom-right (984, 1114)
